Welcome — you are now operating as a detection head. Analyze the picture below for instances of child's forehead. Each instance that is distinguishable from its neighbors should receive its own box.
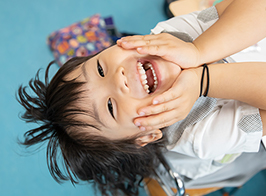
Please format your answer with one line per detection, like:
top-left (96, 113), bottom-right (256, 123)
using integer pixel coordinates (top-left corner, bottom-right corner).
top-left (63, 64), bottom-right (85, 82)
top-left (78, 56), bottom-right (99, 82)
top-left (78, 87), bottom-right (107, 127)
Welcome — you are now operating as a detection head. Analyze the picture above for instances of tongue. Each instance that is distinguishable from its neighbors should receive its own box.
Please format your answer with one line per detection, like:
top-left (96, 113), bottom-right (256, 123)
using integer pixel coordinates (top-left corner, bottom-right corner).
top-left (145, 69), bottom-right (154, 90)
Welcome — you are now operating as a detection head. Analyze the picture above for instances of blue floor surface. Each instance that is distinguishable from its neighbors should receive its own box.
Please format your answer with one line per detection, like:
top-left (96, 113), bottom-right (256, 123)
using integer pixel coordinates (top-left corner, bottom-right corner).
top-left (206, 169), bottom-right (266, 196)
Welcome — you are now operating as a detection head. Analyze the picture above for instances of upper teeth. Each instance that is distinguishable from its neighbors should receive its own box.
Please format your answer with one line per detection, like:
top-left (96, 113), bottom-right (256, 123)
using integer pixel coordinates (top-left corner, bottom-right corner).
top-left (137, 62), bottom-right (158, 94)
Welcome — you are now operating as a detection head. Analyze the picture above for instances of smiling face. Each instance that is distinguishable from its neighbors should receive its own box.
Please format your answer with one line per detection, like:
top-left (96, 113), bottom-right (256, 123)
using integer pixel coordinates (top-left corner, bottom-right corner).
top-left (69, 45), bottom-right (181, 143)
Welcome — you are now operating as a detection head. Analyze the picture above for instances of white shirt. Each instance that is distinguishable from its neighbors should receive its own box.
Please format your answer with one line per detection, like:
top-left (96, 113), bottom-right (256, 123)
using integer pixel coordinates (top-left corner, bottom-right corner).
top-left (168, 99), bottom-right (262, 179)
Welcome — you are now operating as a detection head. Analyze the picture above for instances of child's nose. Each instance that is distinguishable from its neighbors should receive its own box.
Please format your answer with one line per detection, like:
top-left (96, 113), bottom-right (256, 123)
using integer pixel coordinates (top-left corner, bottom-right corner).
top-left (114, 67), bottom-right (129, 93)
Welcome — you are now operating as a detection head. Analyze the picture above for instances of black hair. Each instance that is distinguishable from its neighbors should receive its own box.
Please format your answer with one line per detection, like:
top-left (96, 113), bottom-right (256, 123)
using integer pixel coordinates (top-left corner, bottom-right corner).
top-left (17, 56), bottom-right (167, 195)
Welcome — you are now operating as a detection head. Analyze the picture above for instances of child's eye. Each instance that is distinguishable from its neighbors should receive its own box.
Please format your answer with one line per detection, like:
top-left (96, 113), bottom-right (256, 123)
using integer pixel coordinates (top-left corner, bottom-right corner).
top-left (108, 98), bottom-right (114, 118)
top-left (97, 60), bottom-right (104, 77)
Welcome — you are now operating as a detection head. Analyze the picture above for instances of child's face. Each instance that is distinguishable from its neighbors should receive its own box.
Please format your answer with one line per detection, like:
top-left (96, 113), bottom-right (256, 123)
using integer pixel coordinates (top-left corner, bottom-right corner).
top-left (72, 45), bottom-right (181, 141)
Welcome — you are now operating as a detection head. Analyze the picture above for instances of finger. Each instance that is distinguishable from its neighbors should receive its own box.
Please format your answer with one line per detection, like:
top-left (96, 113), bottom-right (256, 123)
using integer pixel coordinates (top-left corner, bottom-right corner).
top-left (152, 85), bottom-right (182, 105)
top-left (118, 35), bottom-right (158, 46)
top-left (137, 98), bottom-right (181, 116)
top-left (119, 33), bottom-right (175, 46)
top-left (117, 35), bottom-right (165, 49)
top-left (134, 109), bottom-right (183, 129)
top-left (117, 35), bottom-right (146, 46)
top-left (118, 39), bottom-right (165, 50)
top-left (136, 45), bottom-right (170, 57)
top-left (140, 118), bottom-right (180, 131)
top-left (121, 34), bottom-right (161, 42)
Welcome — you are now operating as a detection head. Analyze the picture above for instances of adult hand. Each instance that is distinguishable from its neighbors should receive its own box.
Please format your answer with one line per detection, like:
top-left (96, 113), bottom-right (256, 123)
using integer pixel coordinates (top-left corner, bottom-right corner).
top-left (117, 33), bottom-right (201, 69)
top-left (133, 68), bottom-right (201, 131)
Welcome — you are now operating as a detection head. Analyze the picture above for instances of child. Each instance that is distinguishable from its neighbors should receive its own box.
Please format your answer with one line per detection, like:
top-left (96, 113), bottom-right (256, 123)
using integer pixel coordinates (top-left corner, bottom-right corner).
top-left (17, 2), bottom-right (266, 196)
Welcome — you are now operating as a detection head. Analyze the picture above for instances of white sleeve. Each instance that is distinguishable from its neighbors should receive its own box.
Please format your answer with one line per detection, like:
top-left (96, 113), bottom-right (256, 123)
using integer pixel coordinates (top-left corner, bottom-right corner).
top-left (151, 6), bottom-right (219, 40)
top-left (172, 99), bottom-right (263, 161)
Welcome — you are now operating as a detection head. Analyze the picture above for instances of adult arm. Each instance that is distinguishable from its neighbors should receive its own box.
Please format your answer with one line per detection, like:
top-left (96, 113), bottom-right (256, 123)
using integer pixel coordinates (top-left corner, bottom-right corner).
top-left (196, 0), bottom-right (266, 65)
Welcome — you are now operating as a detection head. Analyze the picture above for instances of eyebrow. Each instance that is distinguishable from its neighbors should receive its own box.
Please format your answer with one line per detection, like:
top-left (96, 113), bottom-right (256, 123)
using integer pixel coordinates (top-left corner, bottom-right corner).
top-left (81, 62), bottom-right (89, 81)
top-left (92, 101), bottom-right (107, 129)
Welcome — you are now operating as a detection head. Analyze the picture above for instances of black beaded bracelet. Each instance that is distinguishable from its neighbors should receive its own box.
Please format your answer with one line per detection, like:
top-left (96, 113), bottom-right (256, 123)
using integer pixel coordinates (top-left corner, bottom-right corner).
top-left (199, 64), bottom-right (210, 97)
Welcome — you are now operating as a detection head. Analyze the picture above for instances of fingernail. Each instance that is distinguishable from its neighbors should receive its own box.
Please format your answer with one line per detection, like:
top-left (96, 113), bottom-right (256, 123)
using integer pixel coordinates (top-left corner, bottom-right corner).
top-left (140, 126), bottom-right (146, 131)
top-left (135, 122), bottom-right (141, 126)
top-left (139, 111), bottom-right (145, 116)
top-left (153, 100), bottom-right (159, 104)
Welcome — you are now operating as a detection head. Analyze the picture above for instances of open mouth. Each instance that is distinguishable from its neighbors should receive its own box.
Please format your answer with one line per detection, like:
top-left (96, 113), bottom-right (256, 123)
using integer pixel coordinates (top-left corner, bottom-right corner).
top-left (137, 61), bottom-right (158, 94)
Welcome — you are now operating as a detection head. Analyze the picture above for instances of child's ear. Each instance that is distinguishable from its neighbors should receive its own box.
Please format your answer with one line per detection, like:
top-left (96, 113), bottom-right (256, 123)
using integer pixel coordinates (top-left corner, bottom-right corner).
top-left (136, 129), bottom-right (163, 147)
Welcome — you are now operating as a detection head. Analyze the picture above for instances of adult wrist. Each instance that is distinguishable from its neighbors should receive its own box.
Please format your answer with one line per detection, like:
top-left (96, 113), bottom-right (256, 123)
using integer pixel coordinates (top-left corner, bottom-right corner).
top-left (186, 42), bottom-right (201, 67)
top-left (193, 38), bottom-right (211, 66)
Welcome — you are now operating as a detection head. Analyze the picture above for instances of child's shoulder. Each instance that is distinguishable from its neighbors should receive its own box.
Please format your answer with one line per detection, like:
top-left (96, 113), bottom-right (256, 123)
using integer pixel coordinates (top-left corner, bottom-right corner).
top-left (151, 6), bottom-right (219, 39)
